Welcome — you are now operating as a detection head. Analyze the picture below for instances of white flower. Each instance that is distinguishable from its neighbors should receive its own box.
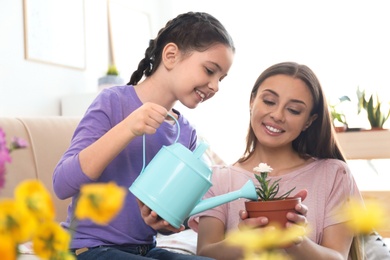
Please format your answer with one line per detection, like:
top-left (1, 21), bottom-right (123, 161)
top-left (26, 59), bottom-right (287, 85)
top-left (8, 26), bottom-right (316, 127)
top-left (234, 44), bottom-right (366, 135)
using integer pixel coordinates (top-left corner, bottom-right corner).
top-left (253, 163), bottom-right (273, 173)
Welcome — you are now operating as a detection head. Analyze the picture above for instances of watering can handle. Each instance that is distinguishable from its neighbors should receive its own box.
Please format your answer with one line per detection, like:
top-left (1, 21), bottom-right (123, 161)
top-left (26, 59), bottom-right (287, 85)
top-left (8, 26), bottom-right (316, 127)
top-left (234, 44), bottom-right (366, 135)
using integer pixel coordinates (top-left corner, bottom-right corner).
top-left (140, 113), bottom-right (180, 173)
top-left (193, 142), bottom-right (209, 159)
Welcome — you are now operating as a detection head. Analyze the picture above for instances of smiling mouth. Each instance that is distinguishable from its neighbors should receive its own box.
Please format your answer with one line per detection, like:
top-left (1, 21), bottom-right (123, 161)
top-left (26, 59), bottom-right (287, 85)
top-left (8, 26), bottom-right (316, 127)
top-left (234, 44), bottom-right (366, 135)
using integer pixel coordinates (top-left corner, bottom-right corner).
top-left (265, 124), bottom-right (283, 133)
top-left (195, 89), bottom-right (206, 102)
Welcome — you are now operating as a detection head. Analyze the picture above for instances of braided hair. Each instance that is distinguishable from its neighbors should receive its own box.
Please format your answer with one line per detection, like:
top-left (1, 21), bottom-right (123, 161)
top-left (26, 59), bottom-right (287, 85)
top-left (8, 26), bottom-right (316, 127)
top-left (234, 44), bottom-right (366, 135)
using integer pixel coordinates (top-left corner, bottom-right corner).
top-left (127, 12), bottom-right (235, 85)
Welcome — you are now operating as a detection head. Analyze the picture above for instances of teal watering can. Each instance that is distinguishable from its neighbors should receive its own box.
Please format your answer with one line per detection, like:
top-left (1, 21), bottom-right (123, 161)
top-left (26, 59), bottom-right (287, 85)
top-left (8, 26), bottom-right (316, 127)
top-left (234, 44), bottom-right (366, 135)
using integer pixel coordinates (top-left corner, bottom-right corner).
top-left (129, 114), bottom-right (257, 228)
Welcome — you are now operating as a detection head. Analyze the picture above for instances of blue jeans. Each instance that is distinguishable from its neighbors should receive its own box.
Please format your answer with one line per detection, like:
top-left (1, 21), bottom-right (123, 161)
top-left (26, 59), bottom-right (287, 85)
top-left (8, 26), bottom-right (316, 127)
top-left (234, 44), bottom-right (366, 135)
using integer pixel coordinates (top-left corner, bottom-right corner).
top-left (75, 244), bottom-right (214, 260)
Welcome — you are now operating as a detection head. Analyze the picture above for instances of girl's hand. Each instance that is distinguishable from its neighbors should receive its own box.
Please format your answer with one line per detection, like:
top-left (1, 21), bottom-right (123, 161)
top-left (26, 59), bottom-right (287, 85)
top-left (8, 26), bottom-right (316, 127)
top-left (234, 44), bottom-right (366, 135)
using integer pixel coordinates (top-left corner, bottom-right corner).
top-left (137, 199), bottom-right (185, 233)
top-left (126, 102), bottom-right (168, 136)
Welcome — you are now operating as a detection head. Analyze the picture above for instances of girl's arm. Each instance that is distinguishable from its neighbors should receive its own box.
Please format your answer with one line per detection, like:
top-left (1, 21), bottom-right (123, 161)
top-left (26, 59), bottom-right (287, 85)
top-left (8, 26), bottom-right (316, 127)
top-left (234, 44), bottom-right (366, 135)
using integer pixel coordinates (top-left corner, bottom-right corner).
top-left (79, 102), bottom-right (167, 180)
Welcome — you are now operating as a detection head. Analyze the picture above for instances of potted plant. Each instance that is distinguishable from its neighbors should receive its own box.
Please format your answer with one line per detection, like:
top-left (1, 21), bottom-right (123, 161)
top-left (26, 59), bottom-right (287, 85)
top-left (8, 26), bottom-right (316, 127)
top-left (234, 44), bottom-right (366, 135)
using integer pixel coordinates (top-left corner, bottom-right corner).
top-left (357, 87), bottom-right (390, 130)
top-left (244, 163), bottom-right (299, 228)
top-left (329, 95), bottom-right (351, 132)
top-left (98, 64), bottom-right (124, 91)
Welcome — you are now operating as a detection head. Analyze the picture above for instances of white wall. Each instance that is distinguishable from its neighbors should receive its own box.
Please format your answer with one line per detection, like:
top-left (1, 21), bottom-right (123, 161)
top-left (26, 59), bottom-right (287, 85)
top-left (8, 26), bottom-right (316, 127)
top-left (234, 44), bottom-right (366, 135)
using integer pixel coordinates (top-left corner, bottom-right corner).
top-left (1, 0), bottom-right (390, 164)
top-left (0, 0), bottom-right (169, 115)
top-left (167, 0), bottom-right (390, 163)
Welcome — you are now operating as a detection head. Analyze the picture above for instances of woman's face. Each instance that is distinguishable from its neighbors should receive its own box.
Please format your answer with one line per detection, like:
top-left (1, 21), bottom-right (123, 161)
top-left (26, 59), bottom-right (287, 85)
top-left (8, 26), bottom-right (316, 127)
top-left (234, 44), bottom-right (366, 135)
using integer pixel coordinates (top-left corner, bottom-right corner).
top-left (250, 74), bottom-right (317, 149)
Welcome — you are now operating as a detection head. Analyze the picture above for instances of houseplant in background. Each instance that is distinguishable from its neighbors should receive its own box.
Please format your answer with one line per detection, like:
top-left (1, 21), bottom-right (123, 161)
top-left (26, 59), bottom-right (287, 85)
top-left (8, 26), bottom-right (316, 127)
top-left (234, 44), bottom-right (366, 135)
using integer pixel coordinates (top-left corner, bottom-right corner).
top-left (244, 163), bottom-right (299, 228)
top-left (357, 87), bottom-right (390, 130)
top-left (98, 64), bottom-right (124, 91)
top-left (329, 95), bottom-right (351, 132)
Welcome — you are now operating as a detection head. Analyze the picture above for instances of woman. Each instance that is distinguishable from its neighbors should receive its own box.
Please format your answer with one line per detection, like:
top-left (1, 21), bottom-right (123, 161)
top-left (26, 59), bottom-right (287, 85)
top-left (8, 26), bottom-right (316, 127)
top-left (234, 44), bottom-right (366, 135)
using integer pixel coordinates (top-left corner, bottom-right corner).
top-left (188, 62), bottom-right (363, 259)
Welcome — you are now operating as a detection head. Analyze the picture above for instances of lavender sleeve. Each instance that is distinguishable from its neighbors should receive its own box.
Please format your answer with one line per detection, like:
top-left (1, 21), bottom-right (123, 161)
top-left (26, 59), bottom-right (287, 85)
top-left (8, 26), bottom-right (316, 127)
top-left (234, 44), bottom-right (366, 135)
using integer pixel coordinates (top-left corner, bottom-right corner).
top-left (52, 90), bottom-right (117, 199)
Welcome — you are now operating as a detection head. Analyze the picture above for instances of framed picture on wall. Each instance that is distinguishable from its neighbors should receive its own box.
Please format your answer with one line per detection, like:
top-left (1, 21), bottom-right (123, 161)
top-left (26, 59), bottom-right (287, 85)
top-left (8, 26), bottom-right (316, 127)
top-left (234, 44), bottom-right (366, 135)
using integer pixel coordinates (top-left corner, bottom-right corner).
top-left (23, 0), bottom-right (86, 70)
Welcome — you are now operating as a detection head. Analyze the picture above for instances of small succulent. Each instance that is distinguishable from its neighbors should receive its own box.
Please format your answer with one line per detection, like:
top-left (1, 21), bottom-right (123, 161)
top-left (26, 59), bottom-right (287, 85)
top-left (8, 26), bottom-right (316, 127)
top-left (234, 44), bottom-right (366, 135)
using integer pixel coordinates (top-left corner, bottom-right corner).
top-left (357, 87), bottom-right (390, 128)
top-left (253, 163), bottom-right (296, 201)
top-left (329, 95), bottom-right (351, 127)
top-left (106, 64), bottom-right (119, 76)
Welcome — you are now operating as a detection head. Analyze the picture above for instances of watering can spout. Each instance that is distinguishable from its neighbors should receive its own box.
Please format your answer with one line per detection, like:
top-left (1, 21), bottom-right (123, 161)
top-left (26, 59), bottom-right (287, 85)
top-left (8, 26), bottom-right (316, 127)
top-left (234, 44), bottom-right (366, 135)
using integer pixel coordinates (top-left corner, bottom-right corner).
top-left (189, 180), bottom-right (258, 216)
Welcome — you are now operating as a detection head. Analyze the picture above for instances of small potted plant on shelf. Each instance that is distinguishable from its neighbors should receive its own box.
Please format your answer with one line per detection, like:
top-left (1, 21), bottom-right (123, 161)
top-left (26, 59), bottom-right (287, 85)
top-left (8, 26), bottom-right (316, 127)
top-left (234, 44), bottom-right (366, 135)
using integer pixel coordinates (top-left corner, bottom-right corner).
top-left (244, 163), bottom-right (299, 228)
top-left (357, 87), bottom-right (390, 130)
top-left (98, 64), bottom-right (124, 91)
top-left (329, 95), bottom-right (351, 132)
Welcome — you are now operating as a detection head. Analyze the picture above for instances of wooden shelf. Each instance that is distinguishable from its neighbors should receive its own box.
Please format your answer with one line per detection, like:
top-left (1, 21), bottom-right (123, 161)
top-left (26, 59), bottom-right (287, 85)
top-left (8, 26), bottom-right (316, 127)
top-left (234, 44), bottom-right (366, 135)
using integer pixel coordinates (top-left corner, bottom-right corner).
top-left (336, 130), bottom-right (390, 160)
top-left (337, 130), bottom-right (390, 238)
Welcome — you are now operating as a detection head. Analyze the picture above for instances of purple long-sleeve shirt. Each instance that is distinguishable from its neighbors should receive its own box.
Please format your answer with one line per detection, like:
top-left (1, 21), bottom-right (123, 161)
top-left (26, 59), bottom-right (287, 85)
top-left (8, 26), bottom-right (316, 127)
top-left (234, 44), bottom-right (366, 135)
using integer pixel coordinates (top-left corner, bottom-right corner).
top-left (53, 85), bottom-right (197, 249)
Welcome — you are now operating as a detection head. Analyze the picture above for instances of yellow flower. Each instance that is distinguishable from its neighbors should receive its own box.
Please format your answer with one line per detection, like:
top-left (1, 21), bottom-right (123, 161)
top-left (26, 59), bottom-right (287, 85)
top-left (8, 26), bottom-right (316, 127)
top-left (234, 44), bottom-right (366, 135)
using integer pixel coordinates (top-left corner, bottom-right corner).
top-left (75, 182), bottom-right (126, 225)
top-left (0, 199), bottom-right (37, 243)
top-left (226, 224), bottom-right (306, 257)
top-left (245, 251), bottom-right (292, 260)
top-left (14, 179), bottom-right (55, 222)
top-left (343, 198), bottom-right (386, 234)
top-left (32, 221), bottom-right (72, 259)
top-left (0, 233), bottom-right (17, 260)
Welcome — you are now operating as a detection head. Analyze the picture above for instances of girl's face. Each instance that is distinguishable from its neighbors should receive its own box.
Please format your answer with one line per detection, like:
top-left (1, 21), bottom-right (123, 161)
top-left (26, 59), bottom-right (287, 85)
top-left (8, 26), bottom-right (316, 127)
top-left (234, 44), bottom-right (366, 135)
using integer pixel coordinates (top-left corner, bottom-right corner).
top-left (250, 74), bottom-right (317, 149)
top-left (170, 43), bottom-right (234, 109)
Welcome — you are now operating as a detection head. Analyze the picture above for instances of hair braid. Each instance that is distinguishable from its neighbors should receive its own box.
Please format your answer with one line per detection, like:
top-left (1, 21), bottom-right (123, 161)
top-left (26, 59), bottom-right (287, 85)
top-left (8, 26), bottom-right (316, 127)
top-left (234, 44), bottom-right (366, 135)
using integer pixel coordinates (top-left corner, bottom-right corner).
top-left (127, 39), bottom-right (155, 85)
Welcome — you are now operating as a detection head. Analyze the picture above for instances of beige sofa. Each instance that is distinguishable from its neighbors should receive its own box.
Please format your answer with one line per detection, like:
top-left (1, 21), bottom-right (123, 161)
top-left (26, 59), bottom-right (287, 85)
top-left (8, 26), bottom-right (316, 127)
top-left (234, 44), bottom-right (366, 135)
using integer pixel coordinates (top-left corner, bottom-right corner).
top-left (0, 116), bottom-right (80, 223)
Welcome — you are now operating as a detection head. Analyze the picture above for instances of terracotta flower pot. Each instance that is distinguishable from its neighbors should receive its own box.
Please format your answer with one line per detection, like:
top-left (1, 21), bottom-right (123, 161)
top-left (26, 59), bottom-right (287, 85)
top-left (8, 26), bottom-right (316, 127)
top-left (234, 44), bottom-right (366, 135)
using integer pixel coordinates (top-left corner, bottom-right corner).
top-left (334, 125), bottom-right (347, 133)
top-left (244, 197), bottom-right (301, 228)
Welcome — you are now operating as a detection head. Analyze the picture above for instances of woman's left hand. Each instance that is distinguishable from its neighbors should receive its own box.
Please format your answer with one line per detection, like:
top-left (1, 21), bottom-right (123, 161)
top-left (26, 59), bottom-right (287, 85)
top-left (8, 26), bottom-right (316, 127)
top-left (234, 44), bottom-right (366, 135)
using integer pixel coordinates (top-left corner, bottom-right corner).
top-left (286, 189), bottom-right (308, 228)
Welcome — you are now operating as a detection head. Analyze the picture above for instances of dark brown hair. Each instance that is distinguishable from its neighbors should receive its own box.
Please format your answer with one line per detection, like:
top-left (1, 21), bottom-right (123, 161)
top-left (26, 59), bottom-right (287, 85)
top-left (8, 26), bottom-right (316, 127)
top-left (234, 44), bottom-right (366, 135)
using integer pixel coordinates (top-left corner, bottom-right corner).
top-left (238, 61), bottom-right (345, 163)
top-left (127, 12), bottom-right (235, 85)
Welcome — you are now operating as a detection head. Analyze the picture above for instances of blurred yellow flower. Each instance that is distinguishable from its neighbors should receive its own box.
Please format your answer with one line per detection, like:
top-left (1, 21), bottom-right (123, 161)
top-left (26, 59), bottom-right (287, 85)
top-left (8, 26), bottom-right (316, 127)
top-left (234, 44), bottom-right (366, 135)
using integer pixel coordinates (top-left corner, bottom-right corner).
top-left (14, 179), bottom-right (55, 222)
top-left (0, 198), bottom-right (37, 243)
top-left (0, 233), bottom-right (16, 260)
top-left (343, 198), bottom-right (386, 234)
top-left (245, 251), bottom-right (292, 260)
top-left (75, 182), bottom-right (126, 225)
top-left (226, 224), bottom-right (306, 259)
top-left (32, 221), bottom-right (73, 260)
top-left (1, 180), bottom-right (127, 257)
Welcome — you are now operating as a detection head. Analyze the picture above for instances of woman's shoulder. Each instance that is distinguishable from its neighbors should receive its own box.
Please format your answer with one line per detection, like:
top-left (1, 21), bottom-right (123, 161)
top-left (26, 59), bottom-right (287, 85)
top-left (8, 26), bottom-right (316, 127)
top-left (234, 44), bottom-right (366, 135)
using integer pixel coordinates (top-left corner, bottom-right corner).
top-left (311, 158), bottom-right (352, 177)
top-left (314, 158), bottom-right (349, 170)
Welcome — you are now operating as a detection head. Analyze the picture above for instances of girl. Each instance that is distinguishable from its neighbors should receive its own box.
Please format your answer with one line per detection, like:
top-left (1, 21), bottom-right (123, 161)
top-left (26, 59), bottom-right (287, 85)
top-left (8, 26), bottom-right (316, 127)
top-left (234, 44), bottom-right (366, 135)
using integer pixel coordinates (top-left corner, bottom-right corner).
top-left (53, 12), bottom-right (234, 260)
top-left (188, 62), bottom-right (363, 259)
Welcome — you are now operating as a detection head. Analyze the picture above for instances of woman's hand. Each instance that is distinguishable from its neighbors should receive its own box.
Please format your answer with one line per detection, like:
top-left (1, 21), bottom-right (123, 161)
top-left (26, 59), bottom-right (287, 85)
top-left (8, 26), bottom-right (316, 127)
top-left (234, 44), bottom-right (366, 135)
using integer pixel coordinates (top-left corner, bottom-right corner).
top-left (238, 210), bottom-right (268, 230)
top-left (286, 189), bottom-right (308, 228)
top-left (137, 199), bottom-right (185, 233)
